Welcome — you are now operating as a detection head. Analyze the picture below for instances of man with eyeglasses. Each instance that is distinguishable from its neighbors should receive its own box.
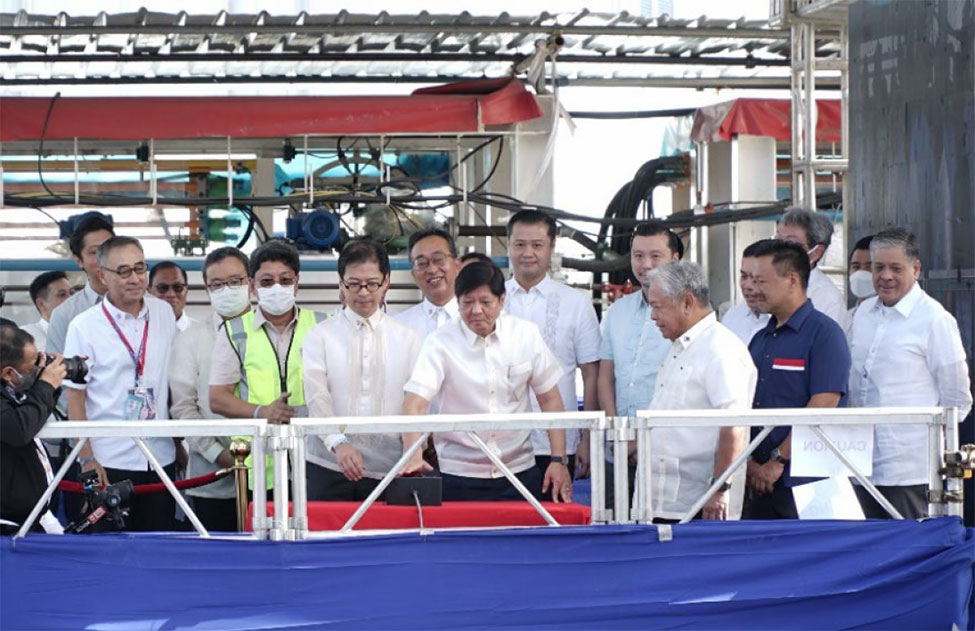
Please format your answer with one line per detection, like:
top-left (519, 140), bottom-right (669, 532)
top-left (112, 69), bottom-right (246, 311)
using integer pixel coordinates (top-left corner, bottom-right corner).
top-left (395, 228), bottom-right (461, 340)
top-left (776, 207), bottom-right (847, 330)
top-left (63, 236), bottom-right (181, 531)
top-left (301, 239), bottom-right (421, 500)
top-left (169, 247), bottom-right (252, 531)
top-left (209, 240), bottom-right (326, 489)
top-left (149, 261), bottom-right (194, 332)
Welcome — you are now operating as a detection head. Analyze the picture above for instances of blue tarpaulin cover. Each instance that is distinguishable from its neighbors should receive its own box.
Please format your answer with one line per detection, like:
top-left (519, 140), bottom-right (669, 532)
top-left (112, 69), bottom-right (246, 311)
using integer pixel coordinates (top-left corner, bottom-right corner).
top-left (2, 518), bottom-right (973, 630)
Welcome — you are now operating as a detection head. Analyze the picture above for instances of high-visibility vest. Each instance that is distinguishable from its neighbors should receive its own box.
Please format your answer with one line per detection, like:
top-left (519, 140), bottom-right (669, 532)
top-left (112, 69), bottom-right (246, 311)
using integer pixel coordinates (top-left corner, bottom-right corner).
top-left (225, 307), bottom-right (327, 488)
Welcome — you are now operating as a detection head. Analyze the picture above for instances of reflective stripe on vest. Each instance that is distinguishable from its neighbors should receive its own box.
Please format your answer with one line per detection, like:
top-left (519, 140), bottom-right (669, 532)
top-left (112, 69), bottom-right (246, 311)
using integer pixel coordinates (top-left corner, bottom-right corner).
top-left (225, 308), bottom-right (326, 409)
top-left (225, 308), bottom-right (327, 488)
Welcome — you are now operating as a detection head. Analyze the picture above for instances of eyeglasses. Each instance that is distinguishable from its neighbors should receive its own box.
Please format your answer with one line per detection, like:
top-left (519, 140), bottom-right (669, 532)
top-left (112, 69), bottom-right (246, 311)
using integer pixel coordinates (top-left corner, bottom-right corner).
top-left (153, 283), bottom-right (187, 295)
top-left (411, 252), bottom-right (451, 271)
top-left (206, 276), bottom-right (247, 291)
top-left (257, 276), bottom-right (296, 288)
top-left (101, 262), bottom-right (148, 279)
top-left (342, 279), bottom-right (384, 293)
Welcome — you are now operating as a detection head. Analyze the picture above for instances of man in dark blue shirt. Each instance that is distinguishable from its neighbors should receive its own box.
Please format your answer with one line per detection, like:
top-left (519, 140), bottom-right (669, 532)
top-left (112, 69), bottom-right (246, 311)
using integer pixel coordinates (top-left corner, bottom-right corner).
top-left (742, 239), bottom-right (851, 519)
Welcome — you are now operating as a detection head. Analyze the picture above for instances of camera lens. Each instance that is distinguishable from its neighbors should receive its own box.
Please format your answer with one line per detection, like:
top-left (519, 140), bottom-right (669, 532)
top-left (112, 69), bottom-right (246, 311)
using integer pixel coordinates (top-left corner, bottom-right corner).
top-left (62, 356), bottom-right (88, 384)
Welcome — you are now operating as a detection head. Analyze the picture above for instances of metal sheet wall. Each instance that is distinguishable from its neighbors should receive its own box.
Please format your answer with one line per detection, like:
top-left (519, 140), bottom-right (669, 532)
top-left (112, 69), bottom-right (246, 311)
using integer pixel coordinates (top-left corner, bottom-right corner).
top-left (850, 0), bottom-right (975, 524)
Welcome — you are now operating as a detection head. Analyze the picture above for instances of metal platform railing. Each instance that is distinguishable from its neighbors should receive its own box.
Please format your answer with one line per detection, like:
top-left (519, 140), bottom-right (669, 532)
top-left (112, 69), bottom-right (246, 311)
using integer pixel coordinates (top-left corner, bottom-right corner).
top-left (18, 407), bottom-right (968, 540)
top-left (15, 419), bottom-right (268, 540)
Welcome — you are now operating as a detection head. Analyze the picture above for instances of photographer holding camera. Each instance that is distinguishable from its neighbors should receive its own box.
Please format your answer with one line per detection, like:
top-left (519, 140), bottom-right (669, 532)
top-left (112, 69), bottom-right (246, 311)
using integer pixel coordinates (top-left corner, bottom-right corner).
top-left (0, 324), bottom-right (67, 534)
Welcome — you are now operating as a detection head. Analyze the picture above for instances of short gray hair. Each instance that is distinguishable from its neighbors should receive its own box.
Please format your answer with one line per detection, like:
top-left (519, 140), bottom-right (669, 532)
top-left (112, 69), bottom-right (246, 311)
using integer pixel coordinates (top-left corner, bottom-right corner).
top-left (779, 206), bottom-right (834, 250)
top-left (646, 261), bottom-right (711, 308)
top-left (96, 235), bottom-right (144, 268)
top-left (870, 227), bottom-right (920, 262)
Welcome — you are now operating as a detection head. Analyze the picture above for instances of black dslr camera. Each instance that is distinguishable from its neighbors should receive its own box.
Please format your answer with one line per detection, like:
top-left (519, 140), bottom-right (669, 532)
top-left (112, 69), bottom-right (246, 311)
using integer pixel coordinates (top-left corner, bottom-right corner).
top-left (68, 470), bottom-right (134, 534)
top-left (41, 354), bottom-right (88, 384)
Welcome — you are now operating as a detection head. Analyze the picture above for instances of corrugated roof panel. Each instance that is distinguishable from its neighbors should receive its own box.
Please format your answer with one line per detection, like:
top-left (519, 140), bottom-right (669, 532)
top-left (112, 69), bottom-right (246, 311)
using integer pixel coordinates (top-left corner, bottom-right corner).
top-left (0, 10), bottom-right (835, 88)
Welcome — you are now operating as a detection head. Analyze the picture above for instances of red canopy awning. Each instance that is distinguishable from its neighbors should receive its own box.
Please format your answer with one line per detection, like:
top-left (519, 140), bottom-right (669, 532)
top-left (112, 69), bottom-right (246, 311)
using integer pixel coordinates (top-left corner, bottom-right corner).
top-left (689, 98), bottom-right (841, 143)
top-left (0, 78), bottom-right (541, 142)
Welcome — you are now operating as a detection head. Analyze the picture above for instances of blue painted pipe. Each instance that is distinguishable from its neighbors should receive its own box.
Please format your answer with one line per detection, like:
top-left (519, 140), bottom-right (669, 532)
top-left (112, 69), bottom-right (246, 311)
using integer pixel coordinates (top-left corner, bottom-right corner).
top-left (0, 257), bottom-right (510, 273)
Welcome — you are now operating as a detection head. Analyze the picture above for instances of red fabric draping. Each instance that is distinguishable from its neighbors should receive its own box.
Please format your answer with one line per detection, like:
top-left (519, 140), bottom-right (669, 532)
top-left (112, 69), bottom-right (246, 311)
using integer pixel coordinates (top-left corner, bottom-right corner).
top-left (689, 98), bottom-right (842, 143)
top-left (0, 78), bottom-right (542, 141)
top-left (245, 501), bottom-right (591, 531)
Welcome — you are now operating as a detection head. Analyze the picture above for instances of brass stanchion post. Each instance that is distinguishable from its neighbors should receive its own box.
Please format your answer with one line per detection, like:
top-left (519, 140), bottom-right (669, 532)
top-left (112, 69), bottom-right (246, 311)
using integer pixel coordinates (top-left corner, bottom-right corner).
top-left (229, 440), bottom-right (251, 532)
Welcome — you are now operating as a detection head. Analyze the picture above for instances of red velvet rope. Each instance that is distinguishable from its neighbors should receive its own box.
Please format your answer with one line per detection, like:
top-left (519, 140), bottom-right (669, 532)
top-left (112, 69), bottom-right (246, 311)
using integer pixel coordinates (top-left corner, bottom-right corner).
top-left (58, 469), bottom-right (231, 496)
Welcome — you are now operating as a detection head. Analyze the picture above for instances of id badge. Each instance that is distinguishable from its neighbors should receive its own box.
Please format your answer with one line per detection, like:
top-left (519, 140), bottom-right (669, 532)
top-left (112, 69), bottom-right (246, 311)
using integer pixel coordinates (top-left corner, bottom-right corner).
top-left (124, 386), bottom-right (157, 420)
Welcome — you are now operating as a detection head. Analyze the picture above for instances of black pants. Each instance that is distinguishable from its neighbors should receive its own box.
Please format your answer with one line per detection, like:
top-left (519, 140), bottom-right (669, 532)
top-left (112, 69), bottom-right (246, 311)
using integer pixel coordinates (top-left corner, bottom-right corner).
top-left (744, 485), bottom-right (799, 520)
top-left (306, 462), bottom-right (384, 502)
top-left (442, 467), bottom-right (542, 501)
top-left (652, 512), bottom-right (703, 524)
top-left (102, 464), bottom-right (177, 532)
top-left (854, 484), bottom-right (928, 519)
top-left (190, 496), bottom-right (239, 532)
top-left (604, 460), bottom-right (637, 512)
top-left (535, 455), bottom-right (576, 501)
top-left (48, 441), bottom-right (84, 525)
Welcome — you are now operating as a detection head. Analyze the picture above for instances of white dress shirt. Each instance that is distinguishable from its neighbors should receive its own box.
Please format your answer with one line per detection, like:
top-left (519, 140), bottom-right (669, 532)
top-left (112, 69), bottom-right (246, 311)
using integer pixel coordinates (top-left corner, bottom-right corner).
top-left (405, 313), bottom-right (564, 478)
top-left (503, 276), bottom-right (601, 456)
top-left (394, 296), bottom-right (459, 340)
top-left (849, 283), bottom-right (972, 486)
top-left (301, 308), bottom-right (421, 479)
top-left (720, 303), bottom-right (770, 346)
top-left (20, 319), bottom-right (49, 353)
top-left (169, 311), bottom-right (237, 499)
top-left (63, 294), bottom-right (178, 471)
top-left (46, 282), bottom-right (102, 355)
top-left (808, 267), bottom-right (848, 331)
top-left (647, 313), bottom-right (757, 520)
top-left (176, 312), bottom-right (194, 332)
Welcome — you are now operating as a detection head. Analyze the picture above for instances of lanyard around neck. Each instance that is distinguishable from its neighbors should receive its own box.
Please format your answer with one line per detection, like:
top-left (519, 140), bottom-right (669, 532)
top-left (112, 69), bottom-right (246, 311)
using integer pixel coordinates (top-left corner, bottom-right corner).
top-left (101, 302), bottom-right (149, 382)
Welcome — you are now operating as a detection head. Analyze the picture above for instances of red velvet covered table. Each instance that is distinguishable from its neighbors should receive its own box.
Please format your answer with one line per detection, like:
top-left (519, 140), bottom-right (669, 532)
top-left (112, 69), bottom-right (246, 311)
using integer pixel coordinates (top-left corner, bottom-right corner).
top-left (246, 501), bottom-right (591, 531)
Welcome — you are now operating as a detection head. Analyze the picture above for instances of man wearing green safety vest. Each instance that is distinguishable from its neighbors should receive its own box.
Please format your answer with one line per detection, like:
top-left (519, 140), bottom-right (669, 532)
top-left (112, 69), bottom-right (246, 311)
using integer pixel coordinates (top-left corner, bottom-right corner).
top-left (208, 240), bottom-right (326, 487)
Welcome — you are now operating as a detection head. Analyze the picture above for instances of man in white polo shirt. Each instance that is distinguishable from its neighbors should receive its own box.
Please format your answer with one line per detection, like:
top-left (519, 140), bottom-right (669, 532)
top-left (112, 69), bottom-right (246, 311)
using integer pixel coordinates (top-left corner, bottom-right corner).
top-left (721, 243), bottom-right (771, 345)
top-left (21, 271), bottom-right (75, 352)
top-left (395, 228), bottom-right (461, 339)
top-left (402, 262), bottom-right (573, 502)
top-left (503, 209), bottom-right (600, 484)
top-left (169, 246), bottom-right (252, 532)
top-left (302, 239), bottom-right (421, 500)
top-left (849, 228), bottom-right (972, 518)
top-left (64, 236), bottom-right (180, 531)
top-left (645, 261), bottom-right (757, 522)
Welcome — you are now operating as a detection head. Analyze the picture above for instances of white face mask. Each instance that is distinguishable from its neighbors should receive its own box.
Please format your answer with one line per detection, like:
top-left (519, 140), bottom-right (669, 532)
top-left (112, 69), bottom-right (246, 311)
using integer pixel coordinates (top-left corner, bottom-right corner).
top-left (209, 285), bottom-right (251, 318)
top-left (257, 283), bottom-right (296, 316)
top-left (848, 269), bottom-right (876, 299)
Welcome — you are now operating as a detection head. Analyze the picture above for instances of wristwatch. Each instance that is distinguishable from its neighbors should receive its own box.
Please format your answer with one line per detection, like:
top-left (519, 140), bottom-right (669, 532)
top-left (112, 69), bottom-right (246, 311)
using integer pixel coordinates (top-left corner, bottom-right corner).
top-left (330, 436), bottom-right (350, 453)
top-left (550, 456), bottom-right (566, 464)
top-left (708, 476), bottom-right (732, 493)
top-left (770, 447), bottom-right (788, 463)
